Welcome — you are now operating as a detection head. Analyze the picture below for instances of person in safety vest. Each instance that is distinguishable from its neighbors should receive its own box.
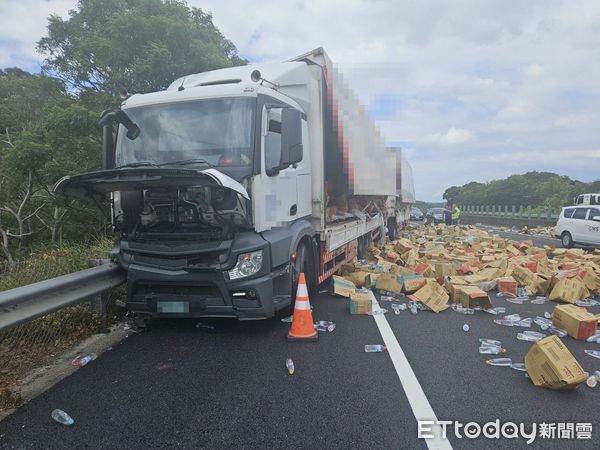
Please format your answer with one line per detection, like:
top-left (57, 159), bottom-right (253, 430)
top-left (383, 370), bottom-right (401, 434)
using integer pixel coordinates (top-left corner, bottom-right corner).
top-left (451, 205), bottom-right (461, 225)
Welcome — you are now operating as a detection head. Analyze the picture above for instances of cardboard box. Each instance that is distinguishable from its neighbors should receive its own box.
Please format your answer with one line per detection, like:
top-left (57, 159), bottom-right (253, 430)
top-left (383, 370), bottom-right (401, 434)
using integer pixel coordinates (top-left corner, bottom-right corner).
top-left (579, 269), bottom-right (600, 292)
top-left (345, 271), bottom-right (371, 288)
top-left (454, 285), bottom-right (493, 309)
top-left (349, 289), bottom-right (374, 314)
top-left (402, 276), bottom-right (427, 293)
top-left (409, 280), bottom-right (450, 313)
top-left (332, 275), bottom-right (357, 298)
top-left (434, 262), bottom-right (454, 278)
top-left (497, 276), bottom-right (517, 295)
top-left (524, 335), bottom-right (586, 389)
top-left (552, 304), bottom-right (598, 340)
top-left (375, 273), bottom-right (403, 294)
top-left (549, 277), bottom-right (589, 304)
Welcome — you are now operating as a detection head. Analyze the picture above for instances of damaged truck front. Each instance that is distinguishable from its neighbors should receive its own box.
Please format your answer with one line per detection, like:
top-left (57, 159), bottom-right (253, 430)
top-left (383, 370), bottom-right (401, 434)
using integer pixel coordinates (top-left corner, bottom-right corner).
top-left (55, 48), bottom-right (403, 320)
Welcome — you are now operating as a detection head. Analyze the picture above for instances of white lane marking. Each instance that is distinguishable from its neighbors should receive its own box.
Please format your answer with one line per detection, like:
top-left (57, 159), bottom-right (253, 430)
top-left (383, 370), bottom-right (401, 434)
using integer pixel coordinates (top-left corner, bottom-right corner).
top-left (371, 301), bottom-right (453, 450)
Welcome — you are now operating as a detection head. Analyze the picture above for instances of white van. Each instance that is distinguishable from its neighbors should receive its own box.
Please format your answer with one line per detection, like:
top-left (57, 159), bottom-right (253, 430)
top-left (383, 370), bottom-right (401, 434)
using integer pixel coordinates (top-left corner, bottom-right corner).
top-left (555, 205), bottom-right (600, 248)
top-left (574, 193), bottom-right (600, 206)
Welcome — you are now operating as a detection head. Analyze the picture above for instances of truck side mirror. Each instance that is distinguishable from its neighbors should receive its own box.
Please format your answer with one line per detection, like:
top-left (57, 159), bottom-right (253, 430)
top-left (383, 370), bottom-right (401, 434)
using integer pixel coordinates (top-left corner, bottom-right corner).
top-left (99, 110), bottom-right (116, 170)
top-left (280, 108), bottom-right (303, 167)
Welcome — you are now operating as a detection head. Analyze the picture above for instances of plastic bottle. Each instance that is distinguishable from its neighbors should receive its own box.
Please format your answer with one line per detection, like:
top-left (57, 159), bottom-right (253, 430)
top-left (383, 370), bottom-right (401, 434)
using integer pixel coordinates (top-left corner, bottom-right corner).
top-left (576, 299), bottom-right (594, 307)
top-left (391, 304), bottom-right (402, 315)
top-left (398, 303), bottom-right (407, 311)
top-left (286, 358), bottom-right (295, 375)
top-left (494, 319), bottom-right (518, 327)
top-left (51, 409), bottom-right (75, 426)
top-left (544, 311), bottom-right (552, 319)
top-left (586, 332), bottom-right (600, 343)
top-left (453, 306), bottom-right (475, 315)
top-left (365, 344), bottom-right (386, 353)
top-left (314, 321), bottom-right (336, 332)
top-left (380, 295), bottom-right (395, 302)
top-left (462, 324), bottom-right (470, 332)
top-left (367, 308), bottom-right (387, 316)
top-left (517, 331), bottom-right (545, 342)
top-left (409, 303), bottom-right (418, 315)
top-left (480, 338), bottom-right (502, 347)
top-left (71, 353), bottom-right (97, 368)
top-left (485, 358), bottom-right (512, 367)
top-left (584, 350), bottom-right (600, 359)
top-left (479, 346), bottom-right (505, 354)
top-left (586, 374), bottom-right (597, 388)
top-left (484, 307), bottom-right (506, 315)
top-left (510, 362), bottom-right (527, 371)
top-left (507, 297), bottom-right (528, 305)
top-left (517, 318), bottom-right (532, 327)
top-left (550, 326), bottom-right (567, 338)
top-left (530, 297), bottom-right (547, 305)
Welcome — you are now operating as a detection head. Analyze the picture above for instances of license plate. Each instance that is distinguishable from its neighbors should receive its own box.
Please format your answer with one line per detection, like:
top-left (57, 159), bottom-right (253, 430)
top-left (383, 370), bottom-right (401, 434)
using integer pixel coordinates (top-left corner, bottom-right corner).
top-left (157, 301), bottom-right (189, 313)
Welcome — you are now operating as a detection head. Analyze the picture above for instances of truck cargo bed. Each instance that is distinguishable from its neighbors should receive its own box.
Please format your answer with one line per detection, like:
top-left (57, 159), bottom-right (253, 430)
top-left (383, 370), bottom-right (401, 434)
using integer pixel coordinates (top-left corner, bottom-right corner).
top-left (322, 214), bottom-right (384, 252)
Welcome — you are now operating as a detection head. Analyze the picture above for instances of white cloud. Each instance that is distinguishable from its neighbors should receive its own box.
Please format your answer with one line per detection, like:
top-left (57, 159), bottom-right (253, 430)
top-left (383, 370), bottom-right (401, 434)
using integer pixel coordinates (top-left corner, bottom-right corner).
top-left (420, 127), bottom-right (474, 146)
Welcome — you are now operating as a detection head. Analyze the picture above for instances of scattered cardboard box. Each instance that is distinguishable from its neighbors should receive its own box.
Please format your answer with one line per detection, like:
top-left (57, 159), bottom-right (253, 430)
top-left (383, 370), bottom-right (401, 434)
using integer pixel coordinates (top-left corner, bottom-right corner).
top-left (409, 280), bottom-right (449, 313)
top-left (524, 335), bottom-right (586, 389)
top-left (349, 289), bottom-right (374, 314)
top-left (552, 304), bottom-right (598, 340)
top-left (375, 273), bottom-right (403, 294)
top-left (332, 275), bottom-right (356, 298)
top-left (549, 277), bottom-right (589, 304)
top-left (454, 285), bottom-right (493, 309)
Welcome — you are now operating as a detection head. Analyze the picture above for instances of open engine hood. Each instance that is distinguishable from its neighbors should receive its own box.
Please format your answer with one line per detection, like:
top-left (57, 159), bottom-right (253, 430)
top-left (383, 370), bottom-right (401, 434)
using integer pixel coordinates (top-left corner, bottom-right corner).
top-left (54, 167), bottom-right (250, 200)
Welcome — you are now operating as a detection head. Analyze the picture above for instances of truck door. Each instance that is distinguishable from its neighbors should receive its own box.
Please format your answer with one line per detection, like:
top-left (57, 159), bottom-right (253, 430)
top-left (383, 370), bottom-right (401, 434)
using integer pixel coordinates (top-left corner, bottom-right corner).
top-left (252, 105), bottom-right (299, 231)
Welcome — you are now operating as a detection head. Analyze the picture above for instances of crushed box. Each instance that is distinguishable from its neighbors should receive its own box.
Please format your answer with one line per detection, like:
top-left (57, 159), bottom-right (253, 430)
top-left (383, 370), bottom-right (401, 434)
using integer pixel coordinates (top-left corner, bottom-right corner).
top-left (524, 335), bottom-right (586, 389)
top-left (454, 285), bottom-right (493, 309)
top-left (409, 280), bottom-right (449, 313)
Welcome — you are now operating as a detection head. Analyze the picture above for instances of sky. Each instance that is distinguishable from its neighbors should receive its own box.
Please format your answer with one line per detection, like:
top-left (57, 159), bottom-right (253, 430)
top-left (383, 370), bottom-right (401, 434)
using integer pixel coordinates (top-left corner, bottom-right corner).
top-left (1, 0), bottom-right (600, 201)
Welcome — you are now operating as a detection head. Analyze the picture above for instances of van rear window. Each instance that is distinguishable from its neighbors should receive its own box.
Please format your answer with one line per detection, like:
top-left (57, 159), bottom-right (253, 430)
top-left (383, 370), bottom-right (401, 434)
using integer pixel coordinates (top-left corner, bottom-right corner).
top-left (563, 208), bottom-right (575, 218)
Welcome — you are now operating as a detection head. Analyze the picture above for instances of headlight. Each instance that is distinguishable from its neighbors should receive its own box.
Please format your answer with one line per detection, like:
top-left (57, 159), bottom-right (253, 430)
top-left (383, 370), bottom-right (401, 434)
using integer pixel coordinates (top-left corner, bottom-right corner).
top-left (228, 250), bottom-right (263, 280)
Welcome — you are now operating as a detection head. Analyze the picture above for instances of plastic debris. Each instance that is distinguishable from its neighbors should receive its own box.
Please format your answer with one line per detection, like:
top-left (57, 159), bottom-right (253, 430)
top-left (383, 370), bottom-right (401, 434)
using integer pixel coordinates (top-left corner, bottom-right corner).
top-left (484, 307), bottom-right (506, 315)
top-left (517, 318), bottom-right (533, 328)
top-left (409, 303), bottom-right (418, 315)
top-left (463, 324), bottom-right (470, 332)
top-left (51, 409), bottom-right (74, 426)
top-left (480, 338), bottom-right (502, 347)
top-left (71, 353), bottom-right (97, 368)
top-left (365, 344), bottom-right (386, 353)
top-left (586, 332), bottom-right (600, 343)
top-left (549, 326), bottom-right (568, 338)
top-left (195, 322), bottom-right (216, 332)
top-left (544, 311), bottom-right (552, 319)
top-left (286, 358), bottom-right (295, 375)
top-left (379, 295), bottom-right (396, 302)
top-left (586, 374), bottom-right (597, 388)
top-left (479, 345), bottom-right (505, 354)
top-left (511, 362), bottom-right (527, 371)
top-left (452, 304), bottom-right (475, 315)
top-left (517, 331), bottom-right (546, 342)
top-left (507, 296), bottom-right (529, 304)
top-left (485, 358), bottom-right (512, 367)
top-left (584, 350), bottom-right (600, 359)
top-left (530, 297), bottom-right (547, 305)
top-left (281, 315), bottom-right (294, 323)
top-left (314, 321), bottom-right (336, 332)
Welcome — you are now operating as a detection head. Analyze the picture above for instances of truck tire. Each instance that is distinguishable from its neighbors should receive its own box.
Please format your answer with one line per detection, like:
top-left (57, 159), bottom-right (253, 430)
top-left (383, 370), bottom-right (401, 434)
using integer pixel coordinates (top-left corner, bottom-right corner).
top-left (561, 231), bottom-right (574, 248)
top-left (292, 242), bottom-right (309, 300)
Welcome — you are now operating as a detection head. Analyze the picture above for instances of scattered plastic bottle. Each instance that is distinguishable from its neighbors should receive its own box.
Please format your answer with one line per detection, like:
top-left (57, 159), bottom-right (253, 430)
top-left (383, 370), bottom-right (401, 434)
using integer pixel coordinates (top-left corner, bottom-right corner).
top-left (398, 303), bottom-right (407, 311)
top-left (480, 338), bottom-right (502, 347)
top-left (517, 331), bottom-right (545, 342)
top-left (51, 409), bottom-right (74, 426)
top-left (510, 362), bottom-right (527, 371)
top-left (517, 318), bottom-right (533, 328)
top-left (530, 297), bottom-right (547, 305)
top-left (453, 305), bottom-right (475, 315)
top-left (391, 304), bottom-right (402, 315)
top-left (484, 307), bottom-right (506, 315)
top-left (409, 304), bottom-right (418, 315)
top-left (584, 350), bottom-right (600, 360)
top-left (485, 358), bottom-right (512, 367)
top-left (71, 353), bottom-right (97, 368)
top-left (549, 326), bottom-right (567, 338)
top-left (507, 296), bottom-right (529, 304)
top-left (517, 287), bottom-right (526, 297)
top-left (281, 315), bottom-right (293, 323)
top-left (479, 345), bottom-right (505, 354)
top-left (380, 295), bottom-right (395, 302)
top-left (586, 332), bottom-right (600, 343)
top-left (494, 319), bottom-right (519, 327)
top-left (462, 324), bottom-right (470, 332)
top-left (586, 374), bottom-right (597, 388)
top-left (286, 358), bottom-right (295, 375)
top-left (576, 299), bottom-right (594, 307)
top-left (365, 344), bottom-right (386, 353)
top-left (544, 311), bottom-right (552, 319)
top-left (314, 321), bottom-right (336, 332)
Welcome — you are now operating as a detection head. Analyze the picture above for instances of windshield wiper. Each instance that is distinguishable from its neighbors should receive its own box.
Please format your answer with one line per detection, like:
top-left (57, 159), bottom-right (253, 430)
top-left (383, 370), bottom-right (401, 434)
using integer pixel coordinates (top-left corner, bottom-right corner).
top-left (157, 158), bottom-right (214, 168)
top-left (117, 161), bottom-right (159, 168)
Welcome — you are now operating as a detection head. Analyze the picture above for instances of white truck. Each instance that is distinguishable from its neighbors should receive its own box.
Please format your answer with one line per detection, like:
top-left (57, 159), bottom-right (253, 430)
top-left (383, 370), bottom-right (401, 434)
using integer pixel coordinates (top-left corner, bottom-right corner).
top-left (56, 48), bottom-right (406, 320)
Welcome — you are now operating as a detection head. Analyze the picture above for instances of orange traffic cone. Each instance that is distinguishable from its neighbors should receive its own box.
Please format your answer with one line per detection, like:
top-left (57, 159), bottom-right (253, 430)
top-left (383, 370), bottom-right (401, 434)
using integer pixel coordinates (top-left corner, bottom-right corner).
top-left (287, 273), bottom-right (318, 342)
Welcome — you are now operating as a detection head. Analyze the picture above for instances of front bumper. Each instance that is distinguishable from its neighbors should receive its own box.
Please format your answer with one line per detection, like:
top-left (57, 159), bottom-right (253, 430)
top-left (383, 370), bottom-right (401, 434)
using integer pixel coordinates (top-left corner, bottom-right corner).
top-left (124, 262), bottom-right (292, 320)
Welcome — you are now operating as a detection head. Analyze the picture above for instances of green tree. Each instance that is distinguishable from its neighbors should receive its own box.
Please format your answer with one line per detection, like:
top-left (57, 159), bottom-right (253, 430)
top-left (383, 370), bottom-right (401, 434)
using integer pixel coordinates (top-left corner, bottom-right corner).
top-left (38, 0), bottom-right (246, 99)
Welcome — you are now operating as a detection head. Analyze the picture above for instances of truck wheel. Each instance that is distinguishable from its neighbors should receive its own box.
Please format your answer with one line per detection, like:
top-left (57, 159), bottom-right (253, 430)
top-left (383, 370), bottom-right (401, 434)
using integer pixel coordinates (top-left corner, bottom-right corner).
top-left (561, 231), bottom-right (574, 248)
top-left (291, 243), bottom-right (309, 300)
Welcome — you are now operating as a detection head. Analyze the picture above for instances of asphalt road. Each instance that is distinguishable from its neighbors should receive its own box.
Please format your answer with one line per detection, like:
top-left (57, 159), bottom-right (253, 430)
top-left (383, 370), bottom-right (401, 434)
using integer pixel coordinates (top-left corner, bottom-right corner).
top-left (1, 228), bottom-right (599, 449)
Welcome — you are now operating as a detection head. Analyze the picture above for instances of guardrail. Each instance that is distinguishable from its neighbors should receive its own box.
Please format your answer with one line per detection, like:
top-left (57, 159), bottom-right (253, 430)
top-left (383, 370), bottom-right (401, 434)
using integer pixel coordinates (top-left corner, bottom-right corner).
top-left (0, 262), bottom-right (127, 332)
top-left (460, 205), bottom-right (560, 221)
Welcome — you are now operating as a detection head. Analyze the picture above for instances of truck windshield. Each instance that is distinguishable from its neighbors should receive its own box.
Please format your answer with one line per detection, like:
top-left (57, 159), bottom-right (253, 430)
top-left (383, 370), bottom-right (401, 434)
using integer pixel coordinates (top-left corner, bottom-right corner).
top-left (116, 97), bottom-right (255, 168)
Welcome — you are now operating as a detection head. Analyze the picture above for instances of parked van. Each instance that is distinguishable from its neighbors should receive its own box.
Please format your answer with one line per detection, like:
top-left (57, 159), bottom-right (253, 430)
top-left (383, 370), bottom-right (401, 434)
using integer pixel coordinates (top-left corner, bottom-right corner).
top-left (555, 205), bottom-right (600, 248)
top-left (574, 193), bottom-right (600, 206)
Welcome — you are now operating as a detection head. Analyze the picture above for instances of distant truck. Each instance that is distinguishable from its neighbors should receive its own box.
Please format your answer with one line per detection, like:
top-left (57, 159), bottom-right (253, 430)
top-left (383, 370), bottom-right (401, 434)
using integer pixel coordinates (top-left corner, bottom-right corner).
top-left (56, 48), bottom-right (411, 320)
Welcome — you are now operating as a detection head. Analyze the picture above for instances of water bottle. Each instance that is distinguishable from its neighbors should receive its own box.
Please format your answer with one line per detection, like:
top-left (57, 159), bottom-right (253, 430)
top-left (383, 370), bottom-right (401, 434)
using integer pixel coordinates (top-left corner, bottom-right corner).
top-left (314, 321), bottom-right (336, 332)
top-left (494, 319), bottom-right (518, 327)
top-left (479, 346), bottom-right (505, 354)
top-left (584, 350), bottom-right (600, 359)
top-left (51, 409), bottom-right (75, 426)
top-left (517, 331), bottom-right (545, 342)
top-left (516, 318), bottom-right (532, 327)
top-left (380, 295), bottom-right (395, 302)
top-left (365, 344), bottom-right (386, 352)
top-left (480, 338), bottom-right (502, 347)
top-left (510, 362), bottom-right (527, 371)
top-left (462, 324), bottom-right (470, 332)
top-left (586, 374), bottom-right (597, 388)
top-left (544, 311), bottom-right (552, 319)
top-left (391, 304), bottom-right (401, 315)
top-left (72, 353), bottom-right (97, 368)
top-left (485, 358), bottom-right (512, 367)
top-left (286, 358), bottom-right (295, 375)
top-left (484, 307), bottom-right (506, 315)
top-left (550, 326), bottom-right (567, 338)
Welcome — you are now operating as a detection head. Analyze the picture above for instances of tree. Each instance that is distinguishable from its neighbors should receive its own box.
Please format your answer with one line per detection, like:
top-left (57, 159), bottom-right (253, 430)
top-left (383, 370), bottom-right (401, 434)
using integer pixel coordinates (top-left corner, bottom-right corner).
top-left (38, 0), bottom-right (246, 98)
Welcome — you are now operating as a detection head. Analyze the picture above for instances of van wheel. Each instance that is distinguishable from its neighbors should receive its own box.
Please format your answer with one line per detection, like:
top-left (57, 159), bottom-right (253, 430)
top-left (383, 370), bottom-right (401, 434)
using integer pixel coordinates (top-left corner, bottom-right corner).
top-left (561, 231), bottom-right (574, 248)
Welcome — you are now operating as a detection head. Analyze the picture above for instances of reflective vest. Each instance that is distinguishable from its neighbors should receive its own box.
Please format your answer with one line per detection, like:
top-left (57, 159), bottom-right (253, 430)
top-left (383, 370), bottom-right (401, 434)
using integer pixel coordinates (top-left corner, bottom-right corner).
top-left (452, 207), bottom-right (461, 220)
